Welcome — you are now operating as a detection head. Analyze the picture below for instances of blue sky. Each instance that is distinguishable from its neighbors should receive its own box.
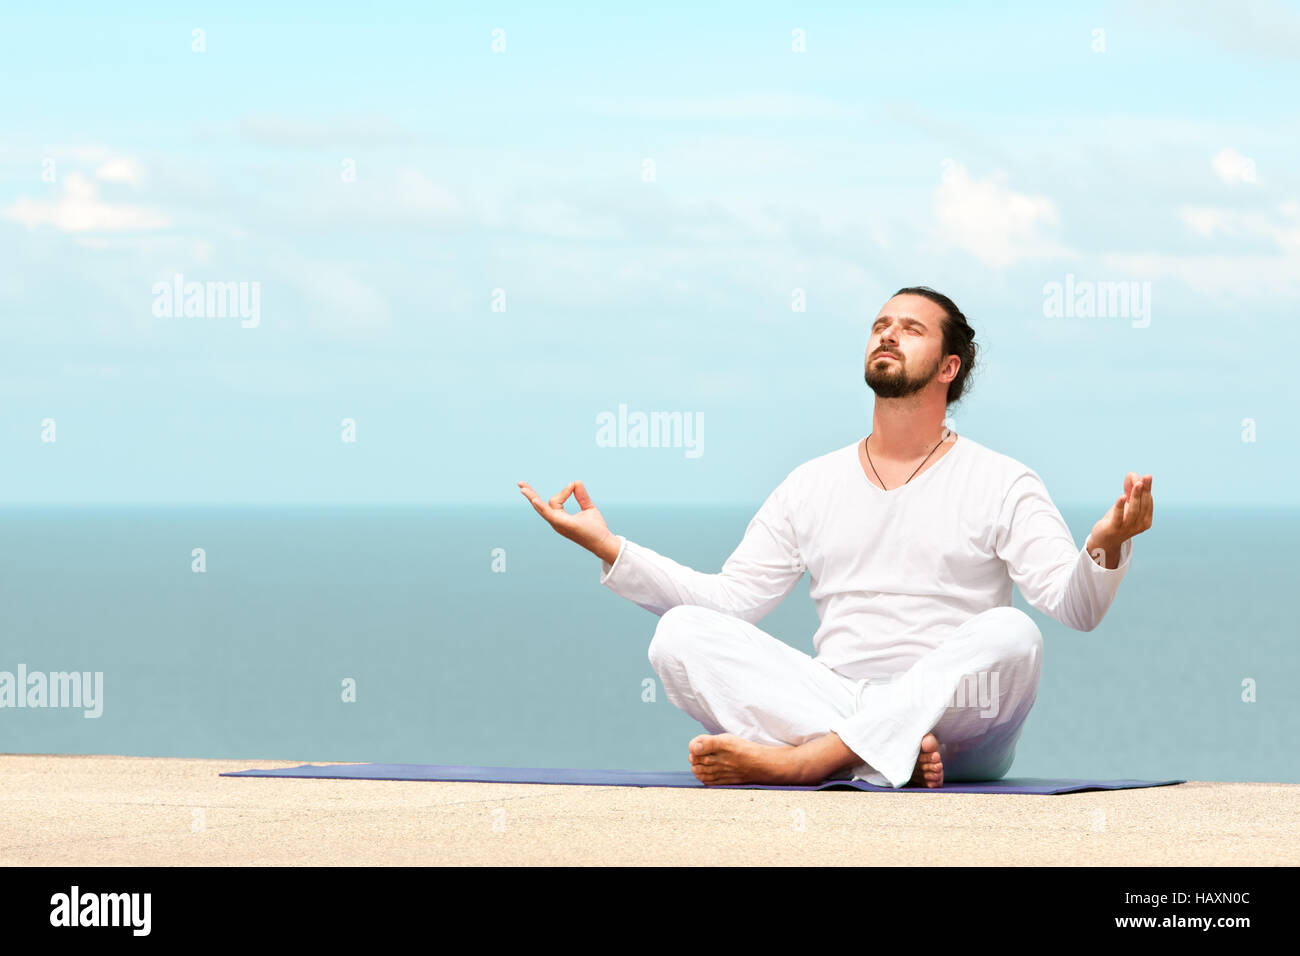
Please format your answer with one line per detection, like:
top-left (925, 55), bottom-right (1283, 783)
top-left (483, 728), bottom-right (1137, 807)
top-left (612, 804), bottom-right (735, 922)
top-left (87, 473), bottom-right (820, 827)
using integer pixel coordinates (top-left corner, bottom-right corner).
top-left (1, 0), bottom-right (1297, 507)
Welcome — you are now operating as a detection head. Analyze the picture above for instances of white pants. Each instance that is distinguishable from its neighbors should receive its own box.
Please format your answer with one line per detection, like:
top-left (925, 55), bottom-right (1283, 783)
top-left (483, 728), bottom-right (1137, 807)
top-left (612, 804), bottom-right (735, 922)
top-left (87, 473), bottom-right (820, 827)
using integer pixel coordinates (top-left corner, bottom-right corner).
top-left (647, 604), bottom-right (1043, 788)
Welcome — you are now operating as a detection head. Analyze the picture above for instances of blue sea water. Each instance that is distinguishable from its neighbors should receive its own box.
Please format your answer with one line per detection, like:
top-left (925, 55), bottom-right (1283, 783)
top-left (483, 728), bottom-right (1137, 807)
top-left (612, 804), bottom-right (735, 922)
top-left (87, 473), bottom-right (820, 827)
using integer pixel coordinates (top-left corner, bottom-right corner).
top-left (0, 505), bottom-right (1294, 783)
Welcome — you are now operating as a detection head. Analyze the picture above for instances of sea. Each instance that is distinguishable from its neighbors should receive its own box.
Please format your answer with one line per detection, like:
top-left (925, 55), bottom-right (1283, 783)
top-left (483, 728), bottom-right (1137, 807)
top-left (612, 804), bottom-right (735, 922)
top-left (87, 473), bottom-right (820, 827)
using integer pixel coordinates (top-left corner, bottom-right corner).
top-left (0, 505), bottom-right (1293, 783)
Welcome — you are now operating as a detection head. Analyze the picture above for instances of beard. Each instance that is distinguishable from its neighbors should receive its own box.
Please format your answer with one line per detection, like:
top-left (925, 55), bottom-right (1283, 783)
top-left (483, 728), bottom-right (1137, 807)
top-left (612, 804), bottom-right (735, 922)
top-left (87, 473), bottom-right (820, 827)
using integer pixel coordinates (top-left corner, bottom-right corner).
top-left (864, 349), bottom-right (943, 399)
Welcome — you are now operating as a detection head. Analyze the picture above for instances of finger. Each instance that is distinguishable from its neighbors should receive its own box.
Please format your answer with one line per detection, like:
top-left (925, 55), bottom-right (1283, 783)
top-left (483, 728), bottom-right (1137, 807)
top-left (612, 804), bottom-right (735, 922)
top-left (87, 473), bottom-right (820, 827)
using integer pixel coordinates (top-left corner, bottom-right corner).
top-left (1124, 472), bottom-right (1137, 496)
top-left (520, 486), bottom-right (557, 523)
top-left (573, 480), bottom-right (594, 510)
top-left (1129, 476), bottom-right (1144, 513)
top-left (1135, 476), bottom-right (1150, 517)
top-left (548, 481), bottom-right (577, 511)
top-left (1122, 498), bottom-right (1138, 531)
top-left (1127, 482), bottom-right (1141, 524)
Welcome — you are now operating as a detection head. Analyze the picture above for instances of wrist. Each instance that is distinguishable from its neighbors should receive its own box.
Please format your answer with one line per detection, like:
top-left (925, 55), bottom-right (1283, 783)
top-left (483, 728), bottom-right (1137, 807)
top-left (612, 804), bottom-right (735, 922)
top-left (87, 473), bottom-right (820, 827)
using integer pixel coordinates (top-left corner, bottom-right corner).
top-left (595, 531), bottom-right (621, 565)
top-left (1086, 533), bottom-right (1125, 571)
top-left (1088, 529), bottom-right (1120, 553)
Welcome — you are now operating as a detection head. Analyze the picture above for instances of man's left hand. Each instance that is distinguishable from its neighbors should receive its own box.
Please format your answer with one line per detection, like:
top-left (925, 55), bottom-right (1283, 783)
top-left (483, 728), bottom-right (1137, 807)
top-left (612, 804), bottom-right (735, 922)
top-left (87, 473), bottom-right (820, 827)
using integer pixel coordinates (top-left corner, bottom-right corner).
top-left (1089, 472), bottom-right (1153, 563)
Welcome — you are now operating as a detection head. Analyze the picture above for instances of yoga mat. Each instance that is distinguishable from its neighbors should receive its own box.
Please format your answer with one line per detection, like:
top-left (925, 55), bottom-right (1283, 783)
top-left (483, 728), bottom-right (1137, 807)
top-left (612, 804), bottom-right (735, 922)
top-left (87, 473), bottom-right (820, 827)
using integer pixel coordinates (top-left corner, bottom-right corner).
top-left (221, 763), bottom-right (1186, 794)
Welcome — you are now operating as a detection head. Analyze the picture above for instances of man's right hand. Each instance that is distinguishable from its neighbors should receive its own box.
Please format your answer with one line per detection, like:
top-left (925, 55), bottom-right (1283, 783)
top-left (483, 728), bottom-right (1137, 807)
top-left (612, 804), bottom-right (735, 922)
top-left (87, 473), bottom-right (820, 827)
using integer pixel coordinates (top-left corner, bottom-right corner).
top-left (518, 479), bottom-right (621, 565)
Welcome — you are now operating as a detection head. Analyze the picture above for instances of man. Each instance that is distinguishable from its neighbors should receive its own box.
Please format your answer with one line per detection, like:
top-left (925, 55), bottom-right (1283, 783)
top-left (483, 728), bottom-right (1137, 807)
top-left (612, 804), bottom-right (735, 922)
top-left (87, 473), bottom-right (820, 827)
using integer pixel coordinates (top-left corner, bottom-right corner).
top-left (518, 287), bottom-right (1153, 788)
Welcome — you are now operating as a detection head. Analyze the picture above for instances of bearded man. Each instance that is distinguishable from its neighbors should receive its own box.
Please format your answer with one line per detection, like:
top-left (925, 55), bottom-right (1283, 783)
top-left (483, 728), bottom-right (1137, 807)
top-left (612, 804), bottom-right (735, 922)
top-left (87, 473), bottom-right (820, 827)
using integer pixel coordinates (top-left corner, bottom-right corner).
top-left (520, 287), bottom-right (1152, 788)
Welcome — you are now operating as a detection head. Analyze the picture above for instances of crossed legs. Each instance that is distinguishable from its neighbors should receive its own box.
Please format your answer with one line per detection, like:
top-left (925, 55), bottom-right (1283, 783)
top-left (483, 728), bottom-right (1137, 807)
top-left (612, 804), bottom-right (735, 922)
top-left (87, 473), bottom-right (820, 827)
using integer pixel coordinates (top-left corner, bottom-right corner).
top-left (647, 604), bottom-right (1043, 788)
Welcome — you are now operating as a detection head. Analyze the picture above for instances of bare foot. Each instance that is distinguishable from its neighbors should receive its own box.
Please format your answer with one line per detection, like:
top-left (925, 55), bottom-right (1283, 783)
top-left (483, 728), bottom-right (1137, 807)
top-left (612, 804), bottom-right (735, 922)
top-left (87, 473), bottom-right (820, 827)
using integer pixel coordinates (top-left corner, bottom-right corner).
top-left (687, 733), bottom-right (806, 786)
top-left (908, 732), bottom-right (943, 788)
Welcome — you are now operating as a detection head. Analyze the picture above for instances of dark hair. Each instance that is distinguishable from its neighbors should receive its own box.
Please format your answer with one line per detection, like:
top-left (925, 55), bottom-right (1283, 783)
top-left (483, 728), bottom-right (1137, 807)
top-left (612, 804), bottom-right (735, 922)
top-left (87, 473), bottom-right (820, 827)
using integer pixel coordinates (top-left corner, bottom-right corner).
top-left (892, 286), bottom-right (977, 405)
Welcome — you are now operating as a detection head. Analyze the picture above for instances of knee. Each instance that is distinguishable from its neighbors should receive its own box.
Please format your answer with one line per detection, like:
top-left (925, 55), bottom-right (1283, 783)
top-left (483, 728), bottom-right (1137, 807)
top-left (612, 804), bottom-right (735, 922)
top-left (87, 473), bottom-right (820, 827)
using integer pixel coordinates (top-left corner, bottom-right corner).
top-left (647, 604), bottom-right (715, 669)
top-left (983, 606), bottom-right (1042, 662)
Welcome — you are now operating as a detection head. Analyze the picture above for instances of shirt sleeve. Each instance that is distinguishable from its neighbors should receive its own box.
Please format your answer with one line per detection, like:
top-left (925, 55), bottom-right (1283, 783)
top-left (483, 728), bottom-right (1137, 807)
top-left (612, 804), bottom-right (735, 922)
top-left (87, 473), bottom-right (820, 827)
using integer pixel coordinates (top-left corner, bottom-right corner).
top-left (597, 476), bottom-right (805, 623)
top-left (992, 470), bottom-right (1132, 632)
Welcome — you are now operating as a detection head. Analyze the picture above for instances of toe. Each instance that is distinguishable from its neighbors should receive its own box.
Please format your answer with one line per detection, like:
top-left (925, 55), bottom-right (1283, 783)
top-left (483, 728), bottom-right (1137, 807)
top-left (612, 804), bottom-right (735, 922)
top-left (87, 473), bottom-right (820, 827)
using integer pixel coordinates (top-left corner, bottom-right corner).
top-left (689, 735), bottom-right (713, 755)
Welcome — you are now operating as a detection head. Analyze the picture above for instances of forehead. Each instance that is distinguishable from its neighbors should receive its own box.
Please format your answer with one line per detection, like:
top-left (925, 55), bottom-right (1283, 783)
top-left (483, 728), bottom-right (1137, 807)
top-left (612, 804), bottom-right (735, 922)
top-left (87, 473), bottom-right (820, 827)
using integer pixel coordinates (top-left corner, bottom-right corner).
top-left (872, 294), bottom-right (946, 330)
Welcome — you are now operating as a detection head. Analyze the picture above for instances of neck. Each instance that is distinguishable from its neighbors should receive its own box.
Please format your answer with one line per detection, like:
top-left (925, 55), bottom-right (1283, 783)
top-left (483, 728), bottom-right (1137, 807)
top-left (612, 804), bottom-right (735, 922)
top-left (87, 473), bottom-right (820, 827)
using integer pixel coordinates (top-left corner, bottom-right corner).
top-left (869, 395), bottom-right (949, 459)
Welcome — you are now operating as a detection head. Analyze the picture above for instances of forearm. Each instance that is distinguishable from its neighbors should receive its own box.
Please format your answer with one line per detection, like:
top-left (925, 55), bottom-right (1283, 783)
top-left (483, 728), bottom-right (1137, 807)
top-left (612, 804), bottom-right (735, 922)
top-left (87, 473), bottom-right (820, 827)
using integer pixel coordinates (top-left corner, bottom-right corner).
top-left (599, 537), bottom-right (746, 618)
top-left (599, 484), bottom-right (803, 621)
top-left (599, 535), bottom-right (798, 622)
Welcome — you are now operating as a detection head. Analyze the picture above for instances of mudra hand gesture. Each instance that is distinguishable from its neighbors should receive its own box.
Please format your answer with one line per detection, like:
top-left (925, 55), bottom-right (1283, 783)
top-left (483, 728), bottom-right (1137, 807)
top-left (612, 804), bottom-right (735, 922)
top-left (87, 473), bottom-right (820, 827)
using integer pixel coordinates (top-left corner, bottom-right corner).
top-left (518, 479), bottom-right (621, 563)
top-left (1088, 472), bottom-right (1153, 566)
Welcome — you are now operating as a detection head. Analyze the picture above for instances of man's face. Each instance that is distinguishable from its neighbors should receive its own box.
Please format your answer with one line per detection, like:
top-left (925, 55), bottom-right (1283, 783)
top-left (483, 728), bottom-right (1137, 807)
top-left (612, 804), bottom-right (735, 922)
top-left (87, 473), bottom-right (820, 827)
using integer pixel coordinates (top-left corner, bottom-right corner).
top-left (864, 294), bottom-right (950, 399)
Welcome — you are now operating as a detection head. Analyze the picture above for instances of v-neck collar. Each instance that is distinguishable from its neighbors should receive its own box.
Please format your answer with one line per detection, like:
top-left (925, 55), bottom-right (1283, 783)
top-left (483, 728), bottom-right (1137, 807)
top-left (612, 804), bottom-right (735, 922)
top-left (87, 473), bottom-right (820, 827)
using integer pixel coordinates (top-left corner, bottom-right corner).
top-left (854, 433), bottom-right (962, 494)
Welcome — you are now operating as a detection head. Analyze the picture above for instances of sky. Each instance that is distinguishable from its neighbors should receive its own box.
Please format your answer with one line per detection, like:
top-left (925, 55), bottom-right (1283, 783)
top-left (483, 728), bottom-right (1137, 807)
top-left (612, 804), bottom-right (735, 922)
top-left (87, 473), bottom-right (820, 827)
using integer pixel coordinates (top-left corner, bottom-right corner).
top-left (1, 0), bottom-right (1297, 507)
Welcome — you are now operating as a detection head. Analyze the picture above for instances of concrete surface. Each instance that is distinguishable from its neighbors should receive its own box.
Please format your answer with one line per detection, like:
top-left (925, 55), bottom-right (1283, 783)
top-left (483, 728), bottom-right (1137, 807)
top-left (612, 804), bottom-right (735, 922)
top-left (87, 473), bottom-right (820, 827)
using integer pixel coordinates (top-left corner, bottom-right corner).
top-left (2, 754), bottom-right (1296, 866)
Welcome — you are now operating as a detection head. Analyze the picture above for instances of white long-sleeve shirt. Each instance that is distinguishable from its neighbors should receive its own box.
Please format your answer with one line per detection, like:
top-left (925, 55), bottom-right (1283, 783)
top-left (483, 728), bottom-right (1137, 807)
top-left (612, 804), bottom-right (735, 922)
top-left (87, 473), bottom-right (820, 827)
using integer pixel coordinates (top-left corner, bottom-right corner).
top-left (599, 434), bottom-right (1132, 682)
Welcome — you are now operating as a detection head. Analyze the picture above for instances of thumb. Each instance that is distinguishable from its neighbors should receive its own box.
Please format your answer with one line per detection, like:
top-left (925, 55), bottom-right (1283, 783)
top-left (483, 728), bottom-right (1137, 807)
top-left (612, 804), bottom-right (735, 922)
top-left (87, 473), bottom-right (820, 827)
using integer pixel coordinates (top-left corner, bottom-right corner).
top-left (573, 481), bottom-right (594, 510)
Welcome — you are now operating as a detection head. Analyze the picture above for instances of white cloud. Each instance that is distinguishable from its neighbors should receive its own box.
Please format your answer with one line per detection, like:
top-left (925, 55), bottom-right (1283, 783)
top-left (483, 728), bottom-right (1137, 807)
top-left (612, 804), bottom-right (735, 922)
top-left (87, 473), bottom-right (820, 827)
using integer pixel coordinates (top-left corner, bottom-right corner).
top-left (95, 157), bottom-right (144, 184)
top-left (1101, 250), bottom-right (1299, 300)
top-left (3, 172), bottom-right (169, 232)
top-left (1132, 0), bottom-right (1300, 61)
top-left (1179, 204), bottom-right (1300, 251)
top-left (930, 161), bottom-right (1070, 268)
top-left (1108, 203), bottom-right (1300, 299)
top-left (246, 165), bottom-right (466, 231)
top-left (394, 168), bottom-right (460, 217)
top-left (1181, 206), bottom-right (1227, 238)
top-left (1211, 147), bottom-right (1257, 184)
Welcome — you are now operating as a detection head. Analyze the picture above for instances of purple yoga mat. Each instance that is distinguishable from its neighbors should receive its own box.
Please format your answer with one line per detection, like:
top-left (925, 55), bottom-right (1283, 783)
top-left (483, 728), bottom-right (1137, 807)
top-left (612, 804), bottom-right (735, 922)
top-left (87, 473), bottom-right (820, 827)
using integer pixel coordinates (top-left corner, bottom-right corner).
top-left (221, 763), bottom-right (1186, 794)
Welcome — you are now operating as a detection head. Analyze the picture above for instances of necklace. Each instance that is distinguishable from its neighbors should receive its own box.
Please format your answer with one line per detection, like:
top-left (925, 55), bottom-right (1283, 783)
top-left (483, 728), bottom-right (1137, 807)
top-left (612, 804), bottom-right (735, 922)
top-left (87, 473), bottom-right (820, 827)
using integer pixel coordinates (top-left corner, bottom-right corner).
top-left (864, 428), bottom-right (951, 490)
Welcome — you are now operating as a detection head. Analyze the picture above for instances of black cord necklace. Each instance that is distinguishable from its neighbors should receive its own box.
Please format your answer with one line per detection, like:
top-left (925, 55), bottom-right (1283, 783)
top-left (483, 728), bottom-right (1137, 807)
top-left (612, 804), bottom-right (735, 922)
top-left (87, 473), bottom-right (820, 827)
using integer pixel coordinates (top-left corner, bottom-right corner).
top-left (864, 428), bottom-right (951, 490)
